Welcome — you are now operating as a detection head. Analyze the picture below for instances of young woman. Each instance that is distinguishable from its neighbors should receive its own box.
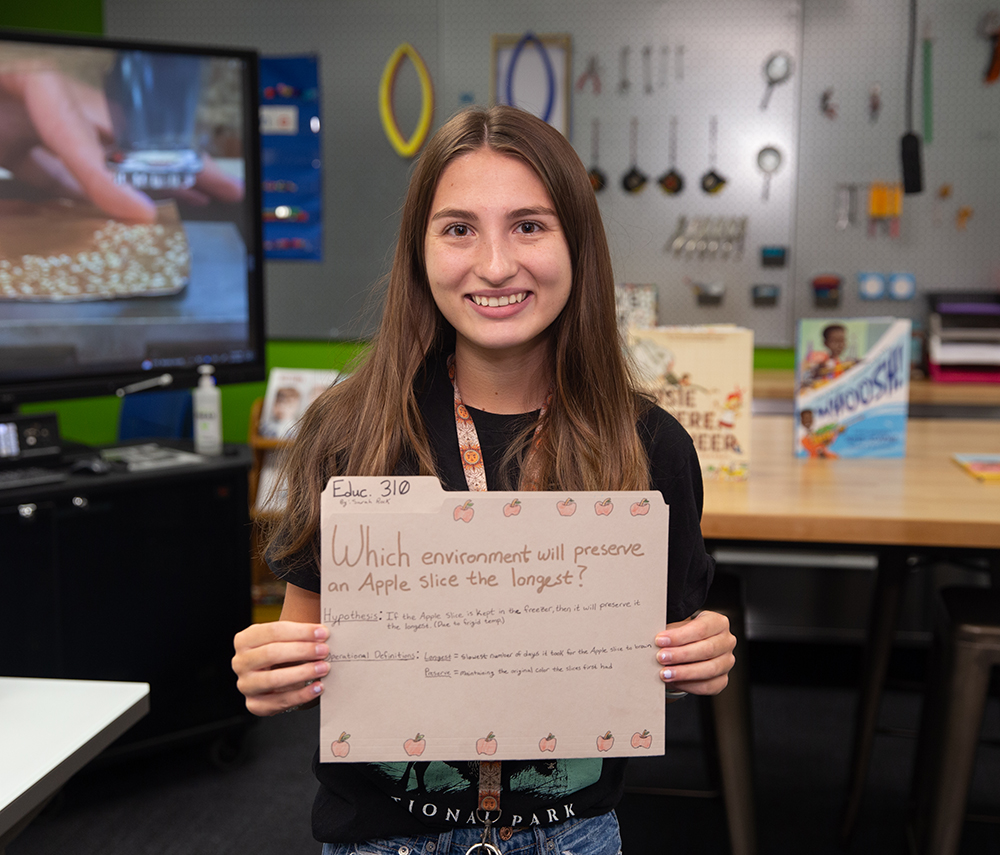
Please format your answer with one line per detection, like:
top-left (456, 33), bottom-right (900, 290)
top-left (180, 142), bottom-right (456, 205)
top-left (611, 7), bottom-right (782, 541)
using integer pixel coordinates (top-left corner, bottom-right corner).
top-left (232, 105), bottom-right (735, 855)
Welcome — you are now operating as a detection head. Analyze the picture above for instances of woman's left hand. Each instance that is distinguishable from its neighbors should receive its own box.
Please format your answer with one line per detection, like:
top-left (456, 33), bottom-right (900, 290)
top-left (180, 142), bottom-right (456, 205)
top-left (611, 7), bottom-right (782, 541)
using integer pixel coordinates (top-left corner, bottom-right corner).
top-left (653, 609), bottom-right (736, 696)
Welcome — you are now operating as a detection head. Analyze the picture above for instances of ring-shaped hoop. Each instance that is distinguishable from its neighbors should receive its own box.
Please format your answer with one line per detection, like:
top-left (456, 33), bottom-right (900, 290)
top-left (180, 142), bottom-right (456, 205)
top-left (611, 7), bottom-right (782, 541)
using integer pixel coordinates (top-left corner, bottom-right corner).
top-left (505, 32), bottom-right (555, 124)
top-left (378, 42), bottom-right (435, 158)
top-left (475, 808), bottom-right (501, 826)
top-left (465, 844), bottom-right (501, 855)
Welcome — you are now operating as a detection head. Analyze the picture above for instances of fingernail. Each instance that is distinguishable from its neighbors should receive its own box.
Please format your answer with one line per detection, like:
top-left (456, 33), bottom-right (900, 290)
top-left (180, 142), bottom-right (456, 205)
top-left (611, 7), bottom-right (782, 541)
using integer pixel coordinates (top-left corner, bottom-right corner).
top-left (657, 650), bottom-right (672, 664)
top-left (312, 682), bottom-right (323, 694)
top-left (315, 644), bottom-right (329, 657)
top-left (314, 627), bottom-right (329, 640)
top-left (661, 669), bottom-right (674, 681)
top-left (656, 636), bottom-right (670, 647)
top-left (315, 661), bottom-right (330, 676)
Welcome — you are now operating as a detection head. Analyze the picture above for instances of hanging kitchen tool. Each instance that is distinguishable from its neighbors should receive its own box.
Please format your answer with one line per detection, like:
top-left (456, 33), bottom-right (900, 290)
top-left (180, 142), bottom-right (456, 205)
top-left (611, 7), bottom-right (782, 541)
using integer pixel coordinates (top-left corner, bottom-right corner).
top-left (575, 55), bottom-right (601, 94)
top-left (820, 87), bottom-right (838, 119)
top-left (869, 84), bottom-right (882, 122)
top-left (835, 183), bottom-right (858, 230)
top-left (978, 11), bottom-right (1000, 84)
top-left (618, 45), bottom-right (631, 94)
top-left (700, 116), bottom-right (727, 195)
top-left (588, 119), bottom-right (607, 192)
top-left (658, 116), bottom-right (684, 195)
top-left (760, 51), bottom-right (793, 110)
top-left (922, 20), bottom-right (934, 143)
top-left (756, 145), bottom-right (782, 201)
top-left (667, 215), bottom-right (688, 255)
top-left (642, 45), bottom-right (653, 94)
top-left (901, 0), bottom-right (923, 193)
top-left (622, 117), bottom-right (648, 193)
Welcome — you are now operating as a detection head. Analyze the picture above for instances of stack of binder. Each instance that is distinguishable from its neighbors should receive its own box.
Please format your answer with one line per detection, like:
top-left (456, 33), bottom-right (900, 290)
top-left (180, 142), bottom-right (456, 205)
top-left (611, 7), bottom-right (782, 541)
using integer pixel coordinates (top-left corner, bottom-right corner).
top-left (927, 292), bottom-right (1000, 383)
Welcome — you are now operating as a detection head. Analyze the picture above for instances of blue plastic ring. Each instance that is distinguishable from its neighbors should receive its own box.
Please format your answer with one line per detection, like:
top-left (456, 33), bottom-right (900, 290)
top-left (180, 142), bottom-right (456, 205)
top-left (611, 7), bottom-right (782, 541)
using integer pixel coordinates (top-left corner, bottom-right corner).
top-left (505, 32), bottom-right (555, 124)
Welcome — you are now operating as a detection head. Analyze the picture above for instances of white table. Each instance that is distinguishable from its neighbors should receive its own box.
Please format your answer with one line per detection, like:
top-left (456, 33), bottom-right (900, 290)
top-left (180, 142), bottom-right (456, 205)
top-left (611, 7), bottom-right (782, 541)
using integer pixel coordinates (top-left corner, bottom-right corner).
top-left (0, 677), bottom-right (149, 852)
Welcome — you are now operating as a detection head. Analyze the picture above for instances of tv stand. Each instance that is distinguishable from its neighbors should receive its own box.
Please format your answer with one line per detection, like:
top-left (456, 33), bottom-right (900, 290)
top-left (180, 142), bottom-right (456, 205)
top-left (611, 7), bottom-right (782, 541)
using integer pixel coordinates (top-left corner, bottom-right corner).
top-left (0, 444), bottom-right (254, 754)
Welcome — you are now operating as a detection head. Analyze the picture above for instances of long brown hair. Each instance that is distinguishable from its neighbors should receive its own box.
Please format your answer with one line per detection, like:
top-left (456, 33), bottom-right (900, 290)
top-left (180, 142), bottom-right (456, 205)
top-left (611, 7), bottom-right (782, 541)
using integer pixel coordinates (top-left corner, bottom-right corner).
top-left (267, 105), bottom-right (650, 566)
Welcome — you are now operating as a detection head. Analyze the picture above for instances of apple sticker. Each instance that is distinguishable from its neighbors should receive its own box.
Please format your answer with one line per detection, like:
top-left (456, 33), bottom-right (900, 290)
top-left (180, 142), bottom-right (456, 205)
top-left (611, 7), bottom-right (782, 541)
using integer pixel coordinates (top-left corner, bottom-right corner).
top-left (595, 498), bottom-right (613, 516)
top-left (453, 500), bottom-right (474, 522)
top-left (331, 732), bottom-right (351, 757)
top-left (596, 731), bottom-right (614, 752)
top-left (629, 498), bottom-right (650, 516)
top-left (503, 499), bottom-right (522, 517)
top-left (476, 732), bottom-right (498, 755)
top-left (556, 498), bottom-right (577, 517)
top-left (403, 733), bottom-right (426, 756)
top-left (539, 733), bottom-right (557, 752)
top-left (630, 730), bottom-right (652, 750)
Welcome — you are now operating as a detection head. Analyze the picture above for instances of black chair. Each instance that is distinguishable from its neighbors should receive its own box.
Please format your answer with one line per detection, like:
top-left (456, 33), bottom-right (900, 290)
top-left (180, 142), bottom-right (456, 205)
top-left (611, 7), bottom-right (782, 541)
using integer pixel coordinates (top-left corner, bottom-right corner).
top-left (906, 586), bottom-right (1000, 855)
top-left (625, 571), bottom-right (757, 855)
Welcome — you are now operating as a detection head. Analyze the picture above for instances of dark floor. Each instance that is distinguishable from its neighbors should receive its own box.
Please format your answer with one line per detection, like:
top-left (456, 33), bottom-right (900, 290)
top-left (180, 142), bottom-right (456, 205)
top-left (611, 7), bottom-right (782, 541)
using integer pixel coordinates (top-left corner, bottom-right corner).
top-left (8, 642), bottom-right (1000, 855)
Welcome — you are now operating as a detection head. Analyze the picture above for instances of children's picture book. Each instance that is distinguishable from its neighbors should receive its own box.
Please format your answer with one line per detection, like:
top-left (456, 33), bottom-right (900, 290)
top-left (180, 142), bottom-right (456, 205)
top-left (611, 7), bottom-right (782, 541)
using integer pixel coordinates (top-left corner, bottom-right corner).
top-left (952, 453), bottom-right (1000, 482)
top-left (258, 367), bottom-right (341, 440)
top-left (794, 317), bottom-right (911, 459)
top-left (627, 325), bottom-right (754, 480)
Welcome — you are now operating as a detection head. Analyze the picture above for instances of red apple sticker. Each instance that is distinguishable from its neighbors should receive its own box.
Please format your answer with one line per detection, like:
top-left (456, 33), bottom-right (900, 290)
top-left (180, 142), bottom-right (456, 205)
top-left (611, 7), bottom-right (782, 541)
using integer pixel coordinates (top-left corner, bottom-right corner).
top-left (331, 732), bottom-right (351, 757)
top-left (503, 499), bottom-right (522, 517)
top-left (539, 733), bottom-right (557, 752)
top-left (454, 500), bottom-right (474, 522)
top-left (630, 498), bottom-right (651, 516)
top-left (631, 730), bottom-right (652, 750)
top-left (595, 498), bottom-right (613, 516)
top-left (476, 732), bottom-right (498, 755)
top-left (403, 733), bottom-right (426, 756)
top-left (556, 498), bottom-right (577, 516)
top-left (596, 731), bottom-right (614, 752)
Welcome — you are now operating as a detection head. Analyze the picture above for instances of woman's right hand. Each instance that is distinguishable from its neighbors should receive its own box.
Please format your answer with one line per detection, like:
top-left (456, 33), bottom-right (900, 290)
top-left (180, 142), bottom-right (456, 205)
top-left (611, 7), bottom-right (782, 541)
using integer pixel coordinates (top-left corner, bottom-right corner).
top-left (232, 620), bottom-right (330, 716)
top-left (232, 583), bottom-right (328, 716)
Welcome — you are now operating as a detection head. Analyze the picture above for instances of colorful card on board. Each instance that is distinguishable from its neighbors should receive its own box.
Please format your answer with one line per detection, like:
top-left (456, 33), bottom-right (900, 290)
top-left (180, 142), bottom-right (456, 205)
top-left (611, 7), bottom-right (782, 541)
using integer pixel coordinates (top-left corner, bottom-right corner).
top-left (627, 325), bottom-right (754, 480)
top-left (794, 317), bottom-right (911, 458)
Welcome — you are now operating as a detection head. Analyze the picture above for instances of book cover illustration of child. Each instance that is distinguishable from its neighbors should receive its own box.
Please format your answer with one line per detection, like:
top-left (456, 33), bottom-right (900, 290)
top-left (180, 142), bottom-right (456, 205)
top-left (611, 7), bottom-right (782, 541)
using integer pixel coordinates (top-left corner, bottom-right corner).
top-left (794, 318), bottom-right (911, 459)
top-left (627, 326), bottom-right (753, 479)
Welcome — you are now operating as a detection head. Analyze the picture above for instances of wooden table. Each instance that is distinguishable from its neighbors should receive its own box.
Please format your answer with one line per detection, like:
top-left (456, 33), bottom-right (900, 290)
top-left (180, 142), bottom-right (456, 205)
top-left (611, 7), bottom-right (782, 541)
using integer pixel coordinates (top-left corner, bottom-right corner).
top-left (0, 678), bottom-right (149, 853)
top-left (703, 415), bottom-right (1000, 549)
top-left (701, 416), bottom-right (1000, 842)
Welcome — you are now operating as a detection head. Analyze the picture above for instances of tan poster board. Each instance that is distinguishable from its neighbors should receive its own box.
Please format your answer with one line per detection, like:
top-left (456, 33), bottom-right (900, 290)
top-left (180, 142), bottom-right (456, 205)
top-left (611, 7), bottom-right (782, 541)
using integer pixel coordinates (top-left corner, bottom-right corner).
top-left (319, 476), bottom-right (669, 763)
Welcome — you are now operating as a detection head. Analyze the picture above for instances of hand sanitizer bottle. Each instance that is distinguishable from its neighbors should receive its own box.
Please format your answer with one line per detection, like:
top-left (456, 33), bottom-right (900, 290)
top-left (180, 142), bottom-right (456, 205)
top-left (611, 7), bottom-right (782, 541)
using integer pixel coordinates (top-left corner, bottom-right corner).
top-left (193, 364), bottom-right (222, 455)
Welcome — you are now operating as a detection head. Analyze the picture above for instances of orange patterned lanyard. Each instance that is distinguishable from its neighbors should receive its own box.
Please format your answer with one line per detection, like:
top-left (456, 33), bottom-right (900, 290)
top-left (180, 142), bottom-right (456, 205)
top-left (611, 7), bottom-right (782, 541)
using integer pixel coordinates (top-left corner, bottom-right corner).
top-left (447, 354), bottom-right (549, 492)
top-left (446, 354), bottom-right (550, 844)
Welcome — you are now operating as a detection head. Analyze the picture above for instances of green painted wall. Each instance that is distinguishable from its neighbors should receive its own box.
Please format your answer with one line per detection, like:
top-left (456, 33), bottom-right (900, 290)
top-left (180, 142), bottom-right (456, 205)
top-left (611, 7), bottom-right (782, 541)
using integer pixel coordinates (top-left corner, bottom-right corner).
top-left (21, 341), bottom-right (367, 447)
top-left (0, 2), bottom-right (103, 35)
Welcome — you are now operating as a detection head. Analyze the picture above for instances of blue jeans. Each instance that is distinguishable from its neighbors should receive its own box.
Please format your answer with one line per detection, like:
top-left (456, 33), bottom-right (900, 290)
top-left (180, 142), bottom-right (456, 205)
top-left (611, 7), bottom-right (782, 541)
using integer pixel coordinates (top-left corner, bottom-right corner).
top-left (321, 812), bottom-right (622, 855)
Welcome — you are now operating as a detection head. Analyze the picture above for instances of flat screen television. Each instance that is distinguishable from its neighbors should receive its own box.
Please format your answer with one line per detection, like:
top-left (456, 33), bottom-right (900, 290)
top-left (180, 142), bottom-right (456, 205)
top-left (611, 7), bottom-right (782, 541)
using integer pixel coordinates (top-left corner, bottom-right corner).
top-left (0, 28), bottom-right (264, 412)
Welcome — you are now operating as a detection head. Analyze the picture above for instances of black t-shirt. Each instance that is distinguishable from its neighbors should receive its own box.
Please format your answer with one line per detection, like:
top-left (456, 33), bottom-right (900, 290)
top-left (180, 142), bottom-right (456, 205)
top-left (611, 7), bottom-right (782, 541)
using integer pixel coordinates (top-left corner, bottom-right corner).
top-left (275, 353), bottom-right (714, 843)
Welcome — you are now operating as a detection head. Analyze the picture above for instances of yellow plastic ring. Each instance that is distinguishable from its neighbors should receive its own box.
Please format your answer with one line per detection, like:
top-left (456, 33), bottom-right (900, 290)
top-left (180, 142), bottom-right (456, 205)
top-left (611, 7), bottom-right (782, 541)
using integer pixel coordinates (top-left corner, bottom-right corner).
top-left (379, 42), bottom-right (434, 158)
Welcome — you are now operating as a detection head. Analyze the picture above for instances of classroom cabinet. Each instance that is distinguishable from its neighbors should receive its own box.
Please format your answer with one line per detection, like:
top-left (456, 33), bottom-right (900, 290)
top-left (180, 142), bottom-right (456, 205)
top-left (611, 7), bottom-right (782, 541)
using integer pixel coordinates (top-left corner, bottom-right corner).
top-left (0, 448), bottom-right (254, 753)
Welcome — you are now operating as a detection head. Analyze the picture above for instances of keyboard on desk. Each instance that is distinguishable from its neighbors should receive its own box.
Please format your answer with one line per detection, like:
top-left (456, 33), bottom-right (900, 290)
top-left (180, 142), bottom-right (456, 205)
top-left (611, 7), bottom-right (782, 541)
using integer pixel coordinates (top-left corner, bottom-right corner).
top-left (0, 466), bottom-right (70, 490)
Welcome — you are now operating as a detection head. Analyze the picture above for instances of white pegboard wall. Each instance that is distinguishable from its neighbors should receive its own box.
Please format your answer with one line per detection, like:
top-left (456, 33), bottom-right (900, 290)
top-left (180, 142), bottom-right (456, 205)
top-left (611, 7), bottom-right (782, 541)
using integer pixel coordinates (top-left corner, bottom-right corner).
top-left (440, 0), bottom-right (803, 347)
top-left (794, 0), bottom-right (1000, 339)
top-left (104, 0), bottom-right (999, 346)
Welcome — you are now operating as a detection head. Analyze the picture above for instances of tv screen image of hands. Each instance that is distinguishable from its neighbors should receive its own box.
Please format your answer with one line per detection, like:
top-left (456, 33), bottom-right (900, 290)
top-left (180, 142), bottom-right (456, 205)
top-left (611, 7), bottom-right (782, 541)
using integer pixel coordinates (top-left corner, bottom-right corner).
top-left (318, 476), bottom-right (669, 763)
top-left (0, 31), bottom-right (264, 407)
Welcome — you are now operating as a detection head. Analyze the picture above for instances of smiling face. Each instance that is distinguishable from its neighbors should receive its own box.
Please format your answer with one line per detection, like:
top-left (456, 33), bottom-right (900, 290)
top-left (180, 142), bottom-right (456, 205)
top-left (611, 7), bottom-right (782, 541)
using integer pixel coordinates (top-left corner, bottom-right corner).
top-left (424, 147), bottom-right (573, 370)
top-left (824, 326), bottom-right (847, 358)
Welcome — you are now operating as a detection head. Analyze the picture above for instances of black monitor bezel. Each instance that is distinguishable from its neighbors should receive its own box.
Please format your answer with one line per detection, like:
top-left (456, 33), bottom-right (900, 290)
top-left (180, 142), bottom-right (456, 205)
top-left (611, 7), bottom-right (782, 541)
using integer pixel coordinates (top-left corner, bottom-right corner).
top-left (0, 27), bottom-right (265, 409)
